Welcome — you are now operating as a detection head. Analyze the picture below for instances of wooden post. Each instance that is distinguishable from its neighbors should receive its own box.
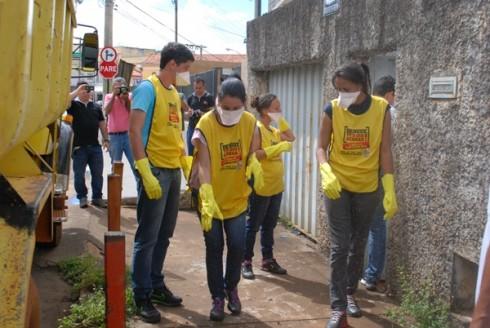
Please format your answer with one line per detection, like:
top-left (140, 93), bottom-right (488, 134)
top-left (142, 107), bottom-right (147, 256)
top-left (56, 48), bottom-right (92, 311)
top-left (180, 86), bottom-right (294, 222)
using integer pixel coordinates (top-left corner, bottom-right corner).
top-left (107, 174), bottom-right (122, 231)
top-left (112, 161), bottom-right (124, 180)
top-left (104, 232), bottom-right (125, 327)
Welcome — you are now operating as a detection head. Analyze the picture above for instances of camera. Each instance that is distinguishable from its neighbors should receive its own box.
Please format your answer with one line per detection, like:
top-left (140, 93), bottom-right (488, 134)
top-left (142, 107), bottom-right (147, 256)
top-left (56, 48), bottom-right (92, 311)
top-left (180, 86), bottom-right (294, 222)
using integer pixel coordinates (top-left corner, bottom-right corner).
top-left (120, 86), bottom-right (129, 94)
top-left (84, 85), bottom-right (94, 92)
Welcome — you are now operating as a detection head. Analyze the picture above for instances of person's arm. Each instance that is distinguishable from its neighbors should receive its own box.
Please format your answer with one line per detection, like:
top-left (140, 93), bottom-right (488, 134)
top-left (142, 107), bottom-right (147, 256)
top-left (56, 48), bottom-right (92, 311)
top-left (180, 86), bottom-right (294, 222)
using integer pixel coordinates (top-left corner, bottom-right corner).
top-left (99, 120), bottom-right (109, 151)
top-left (129, 110), bottom-right (146, 161)
top-left (380, 109), bottom-right (394, 174)
top-left (104, 94), bottom-right (116, 115)
top-left (255, 128), bottom-right (267, 161)
top-left (316, 113), bottom-right (332, 165)
top-left (195, 138), bottom-right (211, 185)
top-left (67, 84), bottom-right (85, 108)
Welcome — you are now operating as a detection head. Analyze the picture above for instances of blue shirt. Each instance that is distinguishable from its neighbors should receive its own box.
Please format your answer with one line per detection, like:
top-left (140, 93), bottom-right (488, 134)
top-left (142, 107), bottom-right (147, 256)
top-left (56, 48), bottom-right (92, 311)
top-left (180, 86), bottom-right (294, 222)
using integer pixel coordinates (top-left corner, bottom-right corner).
top-left (131, 80), bottom-right (155, 147)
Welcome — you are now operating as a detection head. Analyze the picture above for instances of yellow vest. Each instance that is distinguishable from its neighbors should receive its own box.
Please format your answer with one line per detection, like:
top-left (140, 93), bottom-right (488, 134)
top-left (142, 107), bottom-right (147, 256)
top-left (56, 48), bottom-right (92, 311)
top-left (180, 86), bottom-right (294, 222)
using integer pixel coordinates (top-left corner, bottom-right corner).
top-left (146, 75), bottom-right (184, 168)
top-left (197, 111), bottom-right (256, 219)
top-left (256, 121), bottom-right (284, 196)
top-left (329, 96), bottom-right (387, 192)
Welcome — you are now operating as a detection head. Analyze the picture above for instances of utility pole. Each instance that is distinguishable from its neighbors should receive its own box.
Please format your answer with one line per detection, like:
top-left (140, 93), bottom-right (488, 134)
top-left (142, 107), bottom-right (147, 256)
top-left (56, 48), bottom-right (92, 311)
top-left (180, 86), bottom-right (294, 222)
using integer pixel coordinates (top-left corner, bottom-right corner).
top-left (104, 0), bottom-right (114, 94)
top-left (172, 0), bottom-right (178, 42)
top-left (255, 0), bottom-right (261, 18)
top-left (185, 44), bottom-right (206, 59)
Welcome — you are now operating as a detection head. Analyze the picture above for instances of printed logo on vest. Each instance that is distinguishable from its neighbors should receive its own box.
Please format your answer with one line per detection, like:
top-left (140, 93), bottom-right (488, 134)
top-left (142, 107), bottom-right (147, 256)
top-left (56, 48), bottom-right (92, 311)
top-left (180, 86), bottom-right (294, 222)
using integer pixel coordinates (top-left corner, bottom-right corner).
top-left (220, 141), bottom-right (243, 170)
top-left (168, 102), bottom-right (180, 126)
top-left (342, 126), bottom-right (370, 150)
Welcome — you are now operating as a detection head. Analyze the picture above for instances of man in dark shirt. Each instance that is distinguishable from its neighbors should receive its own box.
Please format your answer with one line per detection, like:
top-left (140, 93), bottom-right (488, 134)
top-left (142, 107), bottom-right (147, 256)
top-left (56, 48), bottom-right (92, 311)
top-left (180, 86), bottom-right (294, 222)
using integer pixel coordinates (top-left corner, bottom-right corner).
top-left (67, 81), bottom-right (109, 208)
top-left (186, 78), bottom-right (214, 155)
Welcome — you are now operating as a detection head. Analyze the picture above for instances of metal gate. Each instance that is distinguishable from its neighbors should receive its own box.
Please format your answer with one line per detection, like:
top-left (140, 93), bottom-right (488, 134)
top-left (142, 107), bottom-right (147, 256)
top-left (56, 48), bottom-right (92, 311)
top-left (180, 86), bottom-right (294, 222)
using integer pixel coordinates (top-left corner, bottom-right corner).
top-left (269, 65), bottom-right (323, 238)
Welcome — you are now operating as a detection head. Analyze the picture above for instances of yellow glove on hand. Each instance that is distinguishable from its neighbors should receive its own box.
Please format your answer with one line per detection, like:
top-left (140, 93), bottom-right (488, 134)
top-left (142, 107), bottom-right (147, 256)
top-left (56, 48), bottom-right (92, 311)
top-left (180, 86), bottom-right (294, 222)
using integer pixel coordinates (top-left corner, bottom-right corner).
top-left (199, 183), bottom-right (223, 232)
top-left (180, 156), bottom-right (193, 182)
top-left (320, 163), bottom-right (341, 200)
top-left (263, 141), bottom-right (292, 158)
top-left (381, 174), bottom-right (398, 220)
top-left (246, 153), bottom-right (265, 191)
top-left (278, 117), bottom-right (290, 132)
top-left (135, 158), bottom-right (162, 200)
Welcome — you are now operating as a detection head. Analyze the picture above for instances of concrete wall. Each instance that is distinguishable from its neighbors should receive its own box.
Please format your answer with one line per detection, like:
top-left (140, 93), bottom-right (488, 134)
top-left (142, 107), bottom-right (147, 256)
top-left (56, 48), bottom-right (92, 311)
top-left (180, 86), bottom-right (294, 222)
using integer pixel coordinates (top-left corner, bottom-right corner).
top-left (247, 0), bottom-right (490, 303)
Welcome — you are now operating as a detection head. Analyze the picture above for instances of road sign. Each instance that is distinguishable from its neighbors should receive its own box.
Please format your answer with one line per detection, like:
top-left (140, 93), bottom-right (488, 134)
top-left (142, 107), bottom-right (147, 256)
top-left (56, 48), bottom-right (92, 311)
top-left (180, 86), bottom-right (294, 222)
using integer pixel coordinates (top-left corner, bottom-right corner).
top-left (100, 46), bottom-right (117, 63)
top-left (99, 61), bottom-right (118, 79)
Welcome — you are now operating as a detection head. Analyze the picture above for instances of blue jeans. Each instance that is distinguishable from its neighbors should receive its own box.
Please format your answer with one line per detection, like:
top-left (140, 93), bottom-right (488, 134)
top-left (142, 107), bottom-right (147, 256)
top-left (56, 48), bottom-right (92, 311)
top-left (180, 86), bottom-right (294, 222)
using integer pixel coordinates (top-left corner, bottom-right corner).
top-left (108, 132), bottom-right (136, 177)
top-left (72, 145), bottom-right (104, 200)
top-left (203, 213), bottom-right (246, 299)
top-left (131, 168), bottom-right (181, 300)
top-left (245, 192), bottom-right (282, 261)
top-left (186, 123), bottom-right (196, 155)
top-left (363, 203), bottom-right (386, 284)
top-left (325, 189), bottom-right (380, 311)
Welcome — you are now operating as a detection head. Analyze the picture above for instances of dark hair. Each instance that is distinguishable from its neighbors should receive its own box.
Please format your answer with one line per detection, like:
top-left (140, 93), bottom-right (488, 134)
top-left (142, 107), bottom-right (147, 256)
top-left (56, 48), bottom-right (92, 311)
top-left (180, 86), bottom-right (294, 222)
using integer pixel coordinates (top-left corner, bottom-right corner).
top-left (76, 80), bottom-right (88, 87)
top-left (373, 75), bottom-right (396, 96)
top-left (331, 63), bottom-right (371, 94)
top-left (220, 72), bottom-right (242, 82)
top-left (160, 42), bottom-right (195, 69)
top-left (194, 78), bottom-right (205, 85)
top-left (251, 93), bottom-right (277, 114)
top-left (218, 77), bottom-right (246, 104)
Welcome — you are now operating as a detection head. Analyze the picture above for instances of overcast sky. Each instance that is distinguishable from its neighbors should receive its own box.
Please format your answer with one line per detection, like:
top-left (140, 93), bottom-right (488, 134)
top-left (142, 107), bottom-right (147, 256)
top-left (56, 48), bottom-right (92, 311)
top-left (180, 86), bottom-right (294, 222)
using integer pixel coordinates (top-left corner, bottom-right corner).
top-left (75, 0), bottom-right (268, 54)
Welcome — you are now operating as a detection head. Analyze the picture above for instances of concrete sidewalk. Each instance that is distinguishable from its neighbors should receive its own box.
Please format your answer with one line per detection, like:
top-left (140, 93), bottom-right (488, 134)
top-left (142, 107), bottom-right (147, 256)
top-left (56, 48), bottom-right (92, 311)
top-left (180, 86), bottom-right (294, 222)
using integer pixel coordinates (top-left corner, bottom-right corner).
top-left (34, 202), bottom-right (396, 328)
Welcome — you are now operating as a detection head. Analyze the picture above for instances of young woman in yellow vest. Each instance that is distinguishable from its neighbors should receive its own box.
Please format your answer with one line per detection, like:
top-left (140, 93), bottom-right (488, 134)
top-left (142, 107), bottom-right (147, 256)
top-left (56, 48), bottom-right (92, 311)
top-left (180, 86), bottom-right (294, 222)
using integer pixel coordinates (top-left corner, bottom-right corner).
top-left (241, 94), bottom-right (295, 280)
top-left (191, 77), bottom-right (264, 321)
top-left (316, 63), bottom-right (398, 328)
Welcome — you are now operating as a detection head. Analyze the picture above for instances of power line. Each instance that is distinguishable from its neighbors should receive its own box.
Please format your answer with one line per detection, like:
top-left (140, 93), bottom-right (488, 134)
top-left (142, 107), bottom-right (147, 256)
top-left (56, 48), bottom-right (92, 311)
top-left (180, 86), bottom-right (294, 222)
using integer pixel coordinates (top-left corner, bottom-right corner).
top-left (208, 25), bottom-right (245, 38)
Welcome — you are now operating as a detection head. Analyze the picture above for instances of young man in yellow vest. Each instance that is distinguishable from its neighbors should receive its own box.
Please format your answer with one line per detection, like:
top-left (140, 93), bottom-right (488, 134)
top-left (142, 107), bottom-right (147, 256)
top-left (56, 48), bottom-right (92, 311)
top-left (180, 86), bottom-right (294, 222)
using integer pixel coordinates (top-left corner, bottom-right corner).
top-left (129, 42), bottom-right (194, 324)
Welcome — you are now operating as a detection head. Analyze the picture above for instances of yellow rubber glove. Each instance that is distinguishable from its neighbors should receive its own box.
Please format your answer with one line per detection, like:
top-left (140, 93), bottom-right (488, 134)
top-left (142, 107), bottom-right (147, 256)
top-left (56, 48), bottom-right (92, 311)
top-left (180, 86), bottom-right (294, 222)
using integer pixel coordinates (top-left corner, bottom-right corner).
top-left (320, 163), bottom-right (341, 199)
top-left (278, 117), bottom-right (290, 132)
top-left (199, 183), bottom-right (223, 232)
top-left (263, 141), bottom-right (292, 158)
top-left (246, 153), bottom-right (265, 190)
top-left (180, 156), bottom-right (193, 182)
top-left (381, 174), bottom-right (398, 220)
top-left (135, 158), bottom-right (162, 200)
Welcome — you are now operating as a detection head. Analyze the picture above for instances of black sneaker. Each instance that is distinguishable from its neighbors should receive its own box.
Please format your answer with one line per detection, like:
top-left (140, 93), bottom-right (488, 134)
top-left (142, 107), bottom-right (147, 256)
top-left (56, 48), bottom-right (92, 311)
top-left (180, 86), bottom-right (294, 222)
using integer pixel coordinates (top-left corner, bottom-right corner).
top-left (225, 287), bottom-right (241, 315)
top-left (135, 298), bottom-right (161, 323)
top-left (79, 197), bottom-right (88, 208)
top-left (209, 297), bottom-right (225, 321)
top-left (241, 260), bottom-right (255, 280)
top-left (151, 285), bottom-right (183, 307)
top-left (346, 295), bottom-right (362, 317)
top-left (326, 310), bottom-right (348, 328)
top-left (261, 258), bottom-right (287, 275)
top-left (91, 198), bottom-right (107, 208)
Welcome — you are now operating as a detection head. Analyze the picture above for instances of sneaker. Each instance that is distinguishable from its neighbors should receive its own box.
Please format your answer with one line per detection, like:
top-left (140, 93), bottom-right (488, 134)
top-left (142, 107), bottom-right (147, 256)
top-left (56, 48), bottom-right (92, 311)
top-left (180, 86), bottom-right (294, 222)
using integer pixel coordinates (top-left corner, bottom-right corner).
top-left (209, 297), bottom-right (225, 321)
top-left (261, 258), bottom-right (287, 275)
top-left (151, 285), bottom-right (183, 307)
top-left (91, 198), bottom-right (107, 208)
top-left (241, 260), bottom-right (255, 280)
top-left (225, 287), bottom-right (241, 315)
top-left (326, 310), bottom-right (348, 328)
top-left (79, 197), bottom-right (88, 208)
top-left (346, 295), bottom-right (362, 317)
top-left (360, 278), bottom-right (377, 291)
top-left (135, 298), bottom-right (161, 323)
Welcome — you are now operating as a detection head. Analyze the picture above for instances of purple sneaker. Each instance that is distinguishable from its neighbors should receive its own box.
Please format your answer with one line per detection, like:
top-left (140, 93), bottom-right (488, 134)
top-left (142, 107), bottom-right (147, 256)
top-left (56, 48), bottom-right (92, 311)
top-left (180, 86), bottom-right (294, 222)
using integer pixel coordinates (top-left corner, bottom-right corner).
top-left (225, 287), bottom-right (241, 315)
top-left (210, 297), bottom-right (225, 321)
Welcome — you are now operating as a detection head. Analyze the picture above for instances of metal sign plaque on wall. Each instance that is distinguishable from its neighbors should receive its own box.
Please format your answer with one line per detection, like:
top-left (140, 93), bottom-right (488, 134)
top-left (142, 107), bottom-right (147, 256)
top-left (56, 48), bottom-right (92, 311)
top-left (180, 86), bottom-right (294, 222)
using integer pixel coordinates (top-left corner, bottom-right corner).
top-left (429, 76), bottom-right (458, 99)
top-left (324, 0), bottom-right (340, 16)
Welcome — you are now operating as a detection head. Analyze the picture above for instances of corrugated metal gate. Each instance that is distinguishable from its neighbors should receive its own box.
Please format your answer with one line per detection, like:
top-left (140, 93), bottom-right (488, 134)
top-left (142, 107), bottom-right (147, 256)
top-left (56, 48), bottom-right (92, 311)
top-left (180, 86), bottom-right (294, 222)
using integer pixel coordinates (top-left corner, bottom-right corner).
top-left (269, 65), bottom-right (323, 238)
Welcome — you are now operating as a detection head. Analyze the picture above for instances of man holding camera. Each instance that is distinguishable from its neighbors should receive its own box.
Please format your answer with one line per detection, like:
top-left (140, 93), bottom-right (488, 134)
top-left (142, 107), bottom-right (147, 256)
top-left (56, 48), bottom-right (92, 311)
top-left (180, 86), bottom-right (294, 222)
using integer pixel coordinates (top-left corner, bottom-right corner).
top-left (104, 77), bottom-right (136, 177)
top-left (67, 81), bottom-right (109, 208)
top-left (186, 78), bottom-right (214, 155)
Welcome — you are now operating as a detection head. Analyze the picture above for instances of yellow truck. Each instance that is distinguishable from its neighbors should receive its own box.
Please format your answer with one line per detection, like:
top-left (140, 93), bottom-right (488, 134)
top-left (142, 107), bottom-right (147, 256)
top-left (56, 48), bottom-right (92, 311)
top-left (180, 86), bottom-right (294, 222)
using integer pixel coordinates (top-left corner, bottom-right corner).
top-left (0, 1), bottom-right (98, 326)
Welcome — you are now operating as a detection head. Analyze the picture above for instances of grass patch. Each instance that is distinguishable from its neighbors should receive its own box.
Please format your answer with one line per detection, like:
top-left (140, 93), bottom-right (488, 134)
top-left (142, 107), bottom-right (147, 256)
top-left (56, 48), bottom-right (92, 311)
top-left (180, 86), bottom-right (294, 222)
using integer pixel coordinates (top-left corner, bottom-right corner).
top-left (57, 255), bottom-right (135, 328)
top-left (386, 269), bottom-right (450, 328)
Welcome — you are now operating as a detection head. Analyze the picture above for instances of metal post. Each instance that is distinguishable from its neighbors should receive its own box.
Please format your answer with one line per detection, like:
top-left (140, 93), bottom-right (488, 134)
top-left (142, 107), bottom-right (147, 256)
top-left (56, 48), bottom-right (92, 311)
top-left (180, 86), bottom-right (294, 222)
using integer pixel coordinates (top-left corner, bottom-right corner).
top-left (174, 0), bottom-right (178, 42)
top-left (107, 174), bottom-right (122, 231)
top-left (112, 161), bottom-right (124, 181)
top-left (255, 0), bottom-right (261, 18)
top-left (104, 232), bottom-right (125, 328)
top-left (104, 0), bottom-right (114, 94)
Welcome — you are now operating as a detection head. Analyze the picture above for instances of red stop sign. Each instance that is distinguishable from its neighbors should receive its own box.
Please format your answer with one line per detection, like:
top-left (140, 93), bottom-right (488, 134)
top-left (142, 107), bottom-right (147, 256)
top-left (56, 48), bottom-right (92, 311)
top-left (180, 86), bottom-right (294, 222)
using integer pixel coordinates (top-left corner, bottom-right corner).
top-left (99, 61), bottom-right (118, 79)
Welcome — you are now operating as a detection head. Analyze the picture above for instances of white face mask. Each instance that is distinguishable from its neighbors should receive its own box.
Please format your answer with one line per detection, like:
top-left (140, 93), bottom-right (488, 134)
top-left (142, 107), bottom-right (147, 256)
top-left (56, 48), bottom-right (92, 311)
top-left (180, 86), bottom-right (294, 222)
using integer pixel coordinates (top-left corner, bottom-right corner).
top-left (267, 112), bottom-right (283, 122)
top-left (338, 91), bottom-right (360, 109)
top-left (217, 106), bottom-right (244, 126)
top-left (176, 71), bottom-right (191, 86)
